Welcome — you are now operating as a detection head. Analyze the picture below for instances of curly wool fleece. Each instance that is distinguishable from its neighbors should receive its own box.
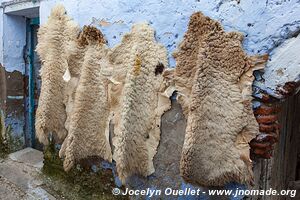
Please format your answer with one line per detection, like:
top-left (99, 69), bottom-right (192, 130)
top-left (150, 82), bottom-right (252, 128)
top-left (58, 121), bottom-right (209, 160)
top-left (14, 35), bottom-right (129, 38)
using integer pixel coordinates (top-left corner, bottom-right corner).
top-left (63, 26), bottom-right (107, 133)
top-left (36, 5), bottom-right (264, 187)
top-left (35, 5), bottom-right (80, 145)
top-left (175, 12), bottom-right (266, 187)
top-left (110, 23), bottom-right (172, 184)
top-left (59, 26), bottom-right (112, 172)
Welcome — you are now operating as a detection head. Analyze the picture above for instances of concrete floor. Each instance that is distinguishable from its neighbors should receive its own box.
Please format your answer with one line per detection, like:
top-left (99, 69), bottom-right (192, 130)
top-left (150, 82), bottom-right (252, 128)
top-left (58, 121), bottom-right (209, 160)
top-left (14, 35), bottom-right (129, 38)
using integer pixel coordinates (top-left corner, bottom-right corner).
top-left (0, 148), bottom-right (56, 200)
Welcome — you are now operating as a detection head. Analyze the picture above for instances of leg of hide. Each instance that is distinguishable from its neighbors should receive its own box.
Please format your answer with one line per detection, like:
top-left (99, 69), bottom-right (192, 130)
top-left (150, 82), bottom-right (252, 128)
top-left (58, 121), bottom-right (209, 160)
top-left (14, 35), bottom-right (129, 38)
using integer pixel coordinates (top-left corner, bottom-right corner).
top-left (110, 24), bottom-right (172, 184)
top-left (59, 26), bottom-right (112, 172)
top-left (176, 12), bottom-right (264, 187)
top-left (35, 5), bottom-right (79, 145)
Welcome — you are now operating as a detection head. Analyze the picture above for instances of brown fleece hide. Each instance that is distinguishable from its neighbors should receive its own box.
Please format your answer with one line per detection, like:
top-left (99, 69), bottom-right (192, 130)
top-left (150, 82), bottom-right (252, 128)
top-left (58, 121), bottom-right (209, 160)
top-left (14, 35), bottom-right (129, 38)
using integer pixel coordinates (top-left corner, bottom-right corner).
top-left (35, 5), bottom-right (79, 145)
top-left (109, 23), bottom-right (172, 183)
top-left (59, 26), bottom-right (112, 172)
top-left (175, 12), bottom-right (265, 186)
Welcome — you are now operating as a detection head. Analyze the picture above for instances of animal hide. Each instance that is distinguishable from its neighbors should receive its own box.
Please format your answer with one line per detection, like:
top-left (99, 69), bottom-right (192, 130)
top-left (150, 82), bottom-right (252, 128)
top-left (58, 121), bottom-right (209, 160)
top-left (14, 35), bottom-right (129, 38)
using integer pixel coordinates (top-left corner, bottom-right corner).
top-left (35, 5), bottom-right (80, 145)
top-left (110, 23), bottom-right (172, 183)
top-left (175, 12), bottom-right (265, 186)
top-left (63, 26), bottom-right (93, 131)
top-left (59, 26), bottom-right (112, 172)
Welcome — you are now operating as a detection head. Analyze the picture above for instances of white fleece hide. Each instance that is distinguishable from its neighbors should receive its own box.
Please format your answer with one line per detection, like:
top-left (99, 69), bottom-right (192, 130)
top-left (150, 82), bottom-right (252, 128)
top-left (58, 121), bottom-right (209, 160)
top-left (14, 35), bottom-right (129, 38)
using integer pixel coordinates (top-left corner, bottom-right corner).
top-left (63, 31), bottom-right (89, 132)
top-left (35, 5), bottom-right (79, 145)
top-left (110, 23), bottom-right (172, 184)
top-left (59, 26), bottom-right (112, 172)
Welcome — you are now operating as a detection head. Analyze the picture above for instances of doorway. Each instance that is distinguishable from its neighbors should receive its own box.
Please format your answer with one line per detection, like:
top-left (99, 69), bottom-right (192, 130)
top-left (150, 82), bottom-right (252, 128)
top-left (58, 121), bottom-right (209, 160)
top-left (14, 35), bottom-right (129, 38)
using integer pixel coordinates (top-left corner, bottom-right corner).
top-left (24, 17), bottom-right (41, 149)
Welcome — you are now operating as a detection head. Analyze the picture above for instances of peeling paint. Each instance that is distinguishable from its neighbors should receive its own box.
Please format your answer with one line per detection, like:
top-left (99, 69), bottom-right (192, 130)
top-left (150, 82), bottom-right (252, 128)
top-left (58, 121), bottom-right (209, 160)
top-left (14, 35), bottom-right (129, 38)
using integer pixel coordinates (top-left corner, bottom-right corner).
top-left (263, 34), bottom-right (300, 97)
top-left (0, 64), bottom-right (25, 147)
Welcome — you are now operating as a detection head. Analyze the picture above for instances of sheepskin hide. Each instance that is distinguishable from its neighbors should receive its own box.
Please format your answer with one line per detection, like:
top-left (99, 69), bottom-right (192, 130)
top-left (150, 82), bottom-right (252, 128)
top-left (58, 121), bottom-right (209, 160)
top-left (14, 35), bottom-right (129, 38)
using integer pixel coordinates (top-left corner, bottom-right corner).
top-left (35, 5), bottom-right (79, 145)
top-left (110, 23), bottom-right (172, 183)
top-left (59, 26), bottom-right (112, 172)
top-left (175, 12), bottom-right (265, 186)
top-left (63, 27), bottom-right (93, 131)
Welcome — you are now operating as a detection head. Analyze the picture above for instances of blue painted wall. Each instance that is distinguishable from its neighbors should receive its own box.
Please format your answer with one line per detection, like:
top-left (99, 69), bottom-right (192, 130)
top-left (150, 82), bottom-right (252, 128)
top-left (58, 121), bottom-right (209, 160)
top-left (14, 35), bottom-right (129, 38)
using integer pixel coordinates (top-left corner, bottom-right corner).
top-left (3, 14), bottom-right (26, 73)
top-left (1, 12), bottom-right (26, 146)
top-left (39, 0), bottom-right (300, 68)
top-left (1, 1), bottom-right (300, 199)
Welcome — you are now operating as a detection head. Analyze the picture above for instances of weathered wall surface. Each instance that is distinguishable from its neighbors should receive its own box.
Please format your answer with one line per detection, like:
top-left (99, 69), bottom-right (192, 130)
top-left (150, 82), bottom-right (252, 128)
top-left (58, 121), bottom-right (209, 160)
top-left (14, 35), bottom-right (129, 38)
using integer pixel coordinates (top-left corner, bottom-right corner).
top-left (263, 35), bottom-right (300, 96)
top-left (0, 0), bottom-right (300, 198)
top-left (38, 0), bottom-right (300, 99)
top-left (0, 0), bottom-right (298, 147)
top-left (1, 17), bottom-right (26, 147)
top-left (0, 7), bottom-right (3, 64)
top-left (38, 0), bottom-right (300, 68)
top-left (0, 8), bottom-right (26, 148)
top-left (3, 14), bottom-right (26, 73)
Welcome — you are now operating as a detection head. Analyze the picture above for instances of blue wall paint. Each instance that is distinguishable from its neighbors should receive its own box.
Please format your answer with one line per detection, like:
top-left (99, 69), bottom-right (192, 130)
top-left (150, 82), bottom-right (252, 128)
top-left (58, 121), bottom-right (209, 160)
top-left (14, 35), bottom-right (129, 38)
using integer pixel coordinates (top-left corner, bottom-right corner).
top-left (0, 8), bottom-right (3, 64)
top-left (3, 14), bottom-right (26, 73)
top-left (40, 0), bottom-right (300, 67)
top-left (0, 0), bottom-right (299, 88)
top-left (1, 14), bottom-right (26, 145)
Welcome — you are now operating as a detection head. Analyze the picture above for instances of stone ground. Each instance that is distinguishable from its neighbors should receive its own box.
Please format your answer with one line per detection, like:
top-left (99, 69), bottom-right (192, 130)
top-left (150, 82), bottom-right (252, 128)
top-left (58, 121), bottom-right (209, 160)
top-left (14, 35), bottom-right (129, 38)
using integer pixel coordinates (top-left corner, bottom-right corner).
top-left (0, 148), bottom-right (57, 200)
top-left (0, 147), bottom-right (124, 200)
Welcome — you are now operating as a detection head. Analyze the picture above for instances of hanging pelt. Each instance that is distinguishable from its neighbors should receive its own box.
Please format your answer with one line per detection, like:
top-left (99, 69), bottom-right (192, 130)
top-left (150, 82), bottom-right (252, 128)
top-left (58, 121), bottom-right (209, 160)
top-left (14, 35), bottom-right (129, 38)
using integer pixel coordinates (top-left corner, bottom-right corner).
top-left (59, 26), bottom-right (112, 172)
top-left (109, 23), bottom-right (173, 184)
top-left (35, 5), bottom-right (80, 145)
top-left (174, 12), bottom-right (268, 187)
top-left (63, 26), bottom-right (92, 132)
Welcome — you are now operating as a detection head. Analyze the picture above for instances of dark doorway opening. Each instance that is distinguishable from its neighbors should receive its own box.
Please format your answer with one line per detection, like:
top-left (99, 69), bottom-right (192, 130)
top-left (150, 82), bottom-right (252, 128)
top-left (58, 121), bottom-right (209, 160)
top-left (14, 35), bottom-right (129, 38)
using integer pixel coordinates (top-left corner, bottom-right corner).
top-left (24, 17), bottom-right (41, 149)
